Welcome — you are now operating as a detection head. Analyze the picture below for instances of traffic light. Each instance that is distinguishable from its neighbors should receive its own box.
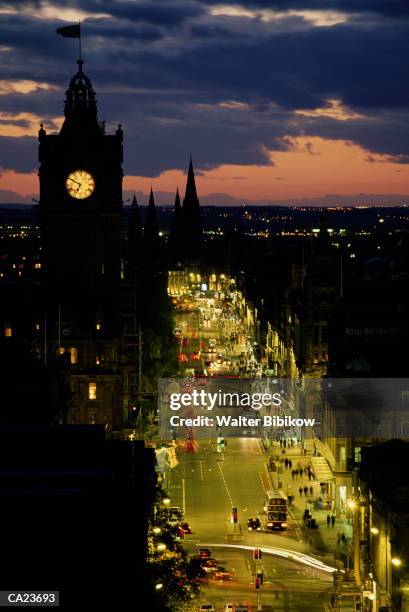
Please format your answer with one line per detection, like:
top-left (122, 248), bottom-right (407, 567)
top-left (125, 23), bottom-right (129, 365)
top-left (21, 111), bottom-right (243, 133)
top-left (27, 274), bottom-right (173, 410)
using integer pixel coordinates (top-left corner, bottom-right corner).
top-left (232, 507), bottom-right (238, 523)
top-left (253, 548), bottom-right (262, 560)
top-left (255, 577), bottom-right (261, 590)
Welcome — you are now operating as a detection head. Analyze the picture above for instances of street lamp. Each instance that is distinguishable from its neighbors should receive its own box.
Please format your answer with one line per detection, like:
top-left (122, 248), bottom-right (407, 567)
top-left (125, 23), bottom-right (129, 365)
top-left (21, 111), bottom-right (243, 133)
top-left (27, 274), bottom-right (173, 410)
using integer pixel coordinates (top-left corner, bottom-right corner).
top-left (152, 527), bottom-right (162, 535)
top-left (155, 583), bottom-right (163, 591)
top-left (392, 557), bottom-right (402, 568)
top-left (156, 543), bottom-right (167, 552)
top-left (370, 527), bottom-right (379, 535)
top-left (162, 497), bottom-right (171, 506)
top-left (347, 499), bottom-right (357, 511)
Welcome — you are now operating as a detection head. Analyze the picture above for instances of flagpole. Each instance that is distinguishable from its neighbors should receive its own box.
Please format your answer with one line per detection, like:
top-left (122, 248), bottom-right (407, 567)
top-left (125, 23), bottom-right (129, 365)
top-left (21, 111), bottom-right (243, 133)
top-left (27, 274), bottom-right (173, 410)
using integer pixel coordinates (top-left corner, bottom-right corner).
top-left (78, 20), bottom-right (82, 62)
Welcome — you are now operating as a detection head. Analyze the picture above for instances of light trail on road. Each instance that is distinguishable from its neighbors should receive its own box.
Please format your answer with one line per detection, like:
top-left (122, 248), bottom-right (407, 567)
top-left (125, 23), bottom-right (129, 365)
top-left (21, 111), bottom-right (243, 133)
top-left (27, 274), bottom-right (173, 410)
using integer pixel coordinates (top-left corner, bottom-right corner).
top-left (198, 543), bottom-right (339, 574)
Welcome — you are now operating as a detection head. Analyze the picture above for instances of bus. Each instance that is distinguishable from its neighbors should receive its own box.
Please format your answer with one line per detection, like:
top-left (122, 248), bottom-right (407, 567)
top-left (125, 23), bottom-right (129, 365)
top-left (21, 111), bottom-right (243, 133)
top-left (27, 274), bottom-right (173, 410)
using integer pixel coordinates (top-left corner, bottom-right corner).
top-left (264, 489), bottom-right (288, 530)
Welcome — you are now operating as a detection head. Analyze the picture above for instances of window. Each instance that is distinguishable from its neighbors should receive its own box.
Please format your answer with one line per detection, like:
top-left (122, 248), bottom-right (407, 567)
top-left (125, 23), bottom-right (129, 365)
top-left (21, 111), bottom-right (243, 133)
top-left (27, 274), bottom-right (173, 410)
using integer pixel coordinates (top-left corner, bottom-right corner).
top-left (68, 347), bottom-right (78, 364)
top-left (354, 446), bottom-right (362, 463)
top-left (88, 410), bottom-right (96, 425)
top-left (4, 326), bottom-right (12, 337)
top-left (313, 352), bottom-right (319, 364)
top-left (96, 322), bottom-right (102, 331)
top-left (89, 382), bottom-right (97, 400)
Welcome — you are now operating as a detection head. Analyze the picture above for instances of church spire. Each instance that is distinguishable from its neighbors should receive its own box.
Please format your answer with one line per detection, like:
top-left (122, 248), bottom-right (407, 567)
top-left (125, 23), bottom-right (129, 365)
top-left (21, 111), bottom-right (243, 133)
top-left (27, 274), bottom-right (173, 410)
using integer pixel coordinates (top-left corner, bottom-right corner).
top-left (183, 156), bottom-right (199, 210)
top-left (181, 157), bottom-right (202, 262)
top-left (144, 188), bottom-right (159, 244)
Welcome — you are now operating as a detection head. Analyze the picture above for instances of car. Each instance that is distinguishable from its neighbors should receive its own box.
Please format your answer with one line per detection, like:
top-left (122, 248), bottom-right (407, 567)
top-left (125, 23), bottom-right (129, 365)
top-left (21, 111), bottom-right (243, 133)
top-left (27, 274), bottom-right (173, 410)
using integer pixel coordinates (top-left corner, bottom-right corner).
top-left (198, 548), bottom-right (212, 559)
top-left (224, 605), bottom-right (234, 612)
top-left (200, 605), bottom-right (216, 612)
top-left (208, 339), bottom-right (217, 347)
top-left (213, 570), bottom-right (232, 581)
top-left (201, 558), bottom-right (219, 573)
top-left (247, 517), bottom-right (261, 531)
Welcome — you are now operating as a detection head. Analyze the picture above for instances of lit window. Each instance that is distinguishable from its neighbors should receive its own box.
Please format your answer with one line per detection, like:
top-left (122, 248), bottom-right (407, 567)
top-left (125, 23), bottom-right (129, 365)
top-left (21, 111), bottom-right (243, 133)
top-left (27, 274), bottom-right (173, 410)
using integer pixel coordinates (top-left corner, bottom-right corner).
top-left (57, 347), bottom-right (65, 356)
top-left (4, 326), bottom-right (12, 337)
top-left (96, 322), bottom-right (101, 331)
top-left (34, 263), bottom-right (41, 269)
top-left (68, 347), bottom-right (78, 364)
top-left (89, 382), bottom-right (97, 400)
top-left (35, 323), bottom-right (40, 331)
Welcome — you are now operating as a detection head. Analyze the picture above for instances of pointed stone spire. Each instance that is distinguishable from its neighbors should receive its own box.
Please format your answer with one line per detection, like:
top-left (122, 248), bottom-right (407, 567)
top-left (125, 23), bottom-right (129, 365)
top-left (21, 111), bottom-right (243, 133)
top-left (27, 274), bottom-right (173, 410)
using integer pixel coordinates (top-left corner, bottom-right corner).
top-left (144, 188), bottom-right (159, 249)
top-left (182, 157), bottom-right (202, 261)
top-left (183, 156), bottom-right (199, 210)
top-left (175, 187), bottom-right (182, 216)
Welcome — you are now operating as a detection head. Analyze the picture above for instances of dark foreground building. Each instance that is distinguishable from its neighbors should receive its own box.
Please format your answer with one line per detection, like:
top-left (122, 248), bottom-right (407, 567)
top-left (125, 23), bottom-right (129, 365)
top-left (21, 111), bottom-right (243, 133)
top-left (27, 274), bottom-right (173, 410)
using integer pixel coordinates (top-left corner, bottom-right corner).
top-left (0, 426), bottom-right (155, 610)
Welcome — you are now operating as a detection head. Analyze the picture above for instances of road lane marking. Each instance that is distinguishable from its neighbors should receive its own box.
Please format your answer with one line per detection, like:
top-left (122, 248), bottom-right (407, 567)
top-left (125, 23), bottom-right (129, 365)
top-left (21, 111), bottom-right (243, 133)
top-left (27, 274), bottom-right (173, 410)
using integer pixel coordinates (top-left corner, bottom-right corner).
top-left (200, 461), bottom-right (204, 480)
top-left (217, 462), bottom-right (234, 507)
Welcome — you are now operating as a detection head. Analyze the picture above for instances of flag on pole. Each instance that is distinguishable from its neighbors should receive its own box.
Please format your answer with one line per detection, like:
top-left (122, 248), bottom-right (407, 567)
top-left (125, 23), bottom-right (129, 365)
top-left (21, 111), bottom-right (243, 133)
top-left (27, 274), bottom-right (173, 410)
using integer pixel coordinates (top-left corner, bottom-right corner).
top-left (56, 24), bottom-right (80, 38)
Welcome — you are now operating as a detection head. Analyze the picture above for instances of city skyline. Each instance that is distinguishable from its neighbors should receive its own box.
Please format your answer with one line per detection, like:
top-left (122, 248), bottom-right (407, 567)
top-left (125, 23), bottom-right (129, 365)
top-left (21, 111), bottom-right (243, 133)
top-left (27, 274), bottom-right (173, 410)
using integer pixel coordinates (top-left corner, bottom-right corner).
top-left (1, 0), bottom-right (409, 205)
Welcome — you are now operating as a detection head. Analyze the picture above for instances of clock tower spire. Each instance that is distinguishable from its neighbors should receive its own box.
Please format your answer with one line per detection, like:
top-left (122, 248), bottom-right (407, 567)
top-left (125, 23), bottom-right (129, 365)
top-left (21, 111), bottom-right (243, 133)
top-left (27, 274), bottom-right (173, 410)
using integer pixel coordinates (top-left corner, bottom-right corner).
top-left (38, 60), bottom-right (124, 429)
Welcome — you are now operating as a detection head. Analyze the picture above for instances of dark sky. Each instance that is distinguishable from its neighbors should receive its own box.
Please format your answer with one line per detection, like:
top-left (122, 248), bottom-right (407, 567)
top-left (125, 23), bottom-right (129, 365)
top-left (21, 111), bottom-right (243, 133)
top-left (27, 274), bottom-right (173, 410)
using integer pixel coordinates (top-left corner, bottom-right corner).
top-left (0, 0), bottom-right (408, 204)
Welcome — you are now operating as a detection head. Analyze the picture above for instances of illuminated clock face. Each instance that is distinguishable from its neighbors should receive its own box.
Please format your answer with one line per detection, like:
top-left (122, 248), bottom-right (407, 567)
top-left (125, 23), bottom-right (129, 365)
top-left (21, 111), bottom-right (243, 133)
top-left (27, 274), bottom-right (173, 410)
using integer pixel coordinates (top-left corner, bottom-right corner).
top-left (66, 169), bottom-right (95, 200)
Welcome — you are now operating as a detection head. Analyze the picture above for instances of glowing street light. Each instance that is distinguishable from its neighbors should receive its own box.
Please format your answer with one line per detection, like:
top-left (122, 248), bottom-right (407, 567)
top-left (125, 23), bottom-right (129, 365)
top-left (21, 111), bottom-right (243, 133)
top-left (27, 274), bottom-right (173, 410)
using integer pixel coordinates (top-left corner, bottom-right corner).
top-left (155, 583), bottom-right (163, 591)
top-left (152, 527), bottom-right (162, 535)
top-left (370, 527), bottom-right (379, 535)
top-left (347, 499), bottom-right (357, 511)
top-left (391, 557), bottom-right (402, 568)
top-left (162, 497), bottom-right (171, 506)
top-left (156, 543), bottom-right (167, 552)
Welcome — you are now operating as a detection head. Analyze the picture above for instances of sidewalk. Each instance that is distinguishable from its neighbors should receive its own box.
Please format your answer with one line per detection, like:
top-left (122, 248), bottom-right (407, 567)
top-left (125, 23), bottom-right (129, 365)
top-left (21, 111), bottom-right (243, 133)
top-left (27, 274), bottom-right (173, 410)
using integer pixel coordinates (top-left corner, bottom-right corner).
top-left (264, 441), bottom-right (353, 564)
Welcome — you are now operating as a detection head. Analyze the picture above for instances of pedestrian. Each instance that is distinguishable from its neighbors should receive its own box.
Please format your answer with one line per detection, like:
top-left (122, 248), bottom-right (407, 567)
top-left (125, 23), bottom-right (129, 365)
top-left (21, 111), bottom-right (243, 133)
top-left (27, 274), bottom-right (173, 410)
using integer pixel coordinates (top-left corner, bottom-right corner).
top-left (331, 514), bottom-right (335, 528)
top-left (288, 460), bottom-right (292, 469)
top-left (326, 514), bottom-right (331, 528)
top-left (285, 458), bottom-right (289, 469)
top-left (294, 469), bottom-right (298, 478)
top-left (303, 486), bottom-right (308, 496)
top-left (309, 486), bottom-right (313, 496)
top-left (341, 533), bottom-right (346, 545)
top-left (291, 470), bottom-right (295, 480)
top-left (308, 471), bottom-right (312, 481)
top-left (299, 486), bottom-right (303, 496)
top-left (283, 439), bottom-right (287, 448)
top-left (337, 533), bottom-right (341, 546)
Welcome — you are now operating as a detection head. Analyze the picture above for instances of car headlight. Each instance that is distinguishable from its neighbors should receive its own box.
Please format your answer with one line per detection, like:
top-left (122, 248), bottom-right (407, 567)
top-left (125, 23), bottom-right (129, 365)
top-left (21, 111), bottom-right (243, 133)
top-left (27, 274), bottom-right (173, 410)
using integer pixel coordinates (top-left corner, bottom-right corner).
top-left (281, 522), bottom-right (287, 527)
top-left (267, 523), bottom-right (273, 527)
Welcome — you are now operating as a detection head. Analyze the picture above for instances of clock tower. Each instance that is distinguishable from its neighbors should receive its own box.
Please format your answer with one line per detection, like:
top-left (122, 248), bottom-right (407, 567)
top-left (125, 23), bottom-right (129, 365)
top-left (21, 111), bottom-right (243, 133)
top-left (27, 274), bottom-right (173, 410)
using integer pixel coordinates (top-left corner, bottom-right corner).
top-left (39, 60), bottom-right (124, 428)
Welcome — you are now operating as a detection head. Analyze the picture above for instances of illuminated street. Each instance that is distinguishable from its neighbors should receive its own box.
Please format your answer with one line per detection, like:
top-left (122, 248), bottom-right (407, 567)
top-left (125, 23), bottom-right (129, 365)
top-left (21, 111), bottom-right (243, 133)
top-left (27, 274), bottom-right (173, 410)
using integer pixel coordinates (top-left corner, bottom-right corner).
top-left (168, 437), bottom-right (335, 610)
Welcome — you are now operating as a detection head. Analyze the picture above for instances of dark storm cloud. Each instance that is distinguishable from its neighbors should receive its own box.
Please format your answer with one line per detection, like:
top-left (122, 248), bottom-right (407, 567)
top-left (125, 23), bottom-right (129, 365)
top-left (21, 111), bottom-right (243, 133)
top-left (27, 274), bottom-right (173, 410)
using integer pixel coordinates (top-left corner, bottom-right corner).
top-left (198, 0), bottom-right (409, 17)
top-left (0, 0), bottom-right (408, 177)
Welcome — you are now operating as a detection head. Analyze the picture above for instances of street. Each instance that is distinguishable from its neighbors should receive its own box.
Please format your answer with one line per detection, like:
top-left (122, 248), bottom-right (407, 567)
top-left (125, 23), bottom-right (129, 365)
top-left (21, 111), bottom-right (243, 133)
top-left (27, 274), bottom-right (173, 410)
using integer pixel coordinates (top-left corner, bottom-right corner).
top-left (169, 437), bottom-right (334, 611)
